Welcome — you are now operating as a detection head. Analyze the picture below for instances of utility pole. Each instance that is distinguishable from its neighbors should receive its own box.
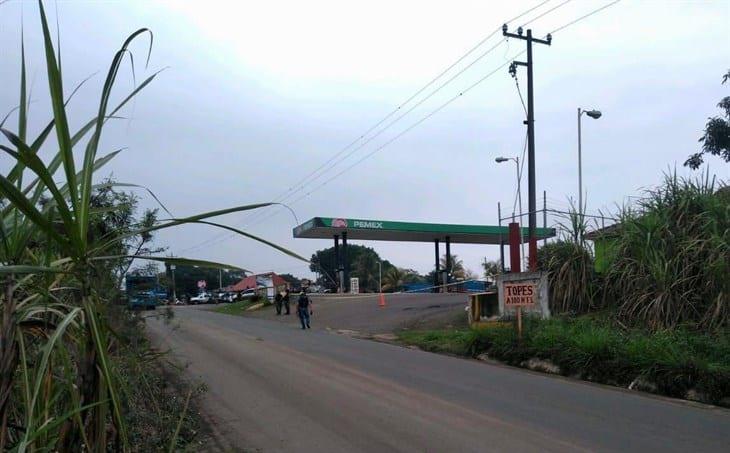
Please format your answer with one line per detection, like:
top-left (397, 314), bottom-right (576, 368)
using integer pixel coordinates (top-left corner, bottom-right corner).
top-left (170, 264), bottom-right (177, 303)
top-left (503, 25), bottom-right (551, 271)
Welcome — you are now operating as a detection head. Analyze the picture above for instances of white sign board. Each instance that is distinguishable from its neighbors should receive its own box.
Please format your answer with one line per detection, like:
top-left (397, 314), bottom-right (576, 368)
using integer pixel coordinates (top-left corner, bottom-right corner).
top-left (350, 277), bottom-right (359, 294)
top-left (496, 271), bottom-right (550, 319)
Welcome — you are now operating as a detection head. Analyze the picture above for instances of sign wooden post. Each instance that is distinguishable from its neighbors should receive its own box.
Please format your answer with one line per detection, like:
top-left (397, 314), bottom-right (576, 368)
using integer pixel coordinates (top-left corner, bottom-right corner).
top-left (503, 280), bottom-right (537, 340)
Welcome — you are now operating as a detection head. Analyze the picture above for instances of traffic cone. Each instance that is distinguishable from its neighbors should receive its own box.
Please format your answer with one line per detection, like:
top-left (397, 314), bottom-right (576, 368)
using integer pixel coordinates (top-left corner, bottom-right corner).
top-left (379, 293), bottom-right (386, 308)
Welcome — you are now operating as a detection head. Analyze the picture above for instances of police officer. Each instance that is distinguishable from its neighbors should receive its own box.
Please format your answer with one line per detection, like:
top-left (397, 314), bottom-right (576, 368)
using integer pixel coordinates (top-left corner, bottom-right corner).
top-left (297, 290), bottom-right (312, 329)
top-left (274, 291), bottom-right (283, 315)
top-left (283, 288), bottom-right (291, 315)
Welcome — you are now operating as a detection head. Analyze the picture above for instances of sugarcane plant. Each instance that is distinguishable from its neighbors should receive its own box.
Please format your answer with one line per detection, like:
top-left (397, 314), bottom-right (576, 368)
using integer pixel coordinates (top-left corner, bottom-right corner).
top-left (0, 1), bottom-right (308, 450)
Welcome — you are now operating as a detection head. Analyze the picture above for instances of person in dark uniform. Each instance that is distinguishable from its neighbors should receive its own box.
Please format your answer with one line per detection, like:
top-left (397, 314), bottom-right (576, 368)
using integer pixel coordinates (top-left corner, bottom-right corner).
top-left (297, 291), bottom-right (312, 329)
top-left (283, 288), bottom-right (291, 315)
top-left (274, 291), bottom-right (283, 315)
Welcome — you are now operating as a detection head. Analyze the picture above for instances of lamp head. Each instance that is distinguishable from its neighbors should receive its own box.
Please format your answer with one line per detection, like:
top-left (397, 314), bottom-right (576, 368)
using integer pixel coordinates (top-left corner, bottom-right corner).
top-left (586, 109), bottom-right (602, 119)
top-left (517, 26), bottom-right (523, 36)
top-left (495, 157), bottom-right (509, 163)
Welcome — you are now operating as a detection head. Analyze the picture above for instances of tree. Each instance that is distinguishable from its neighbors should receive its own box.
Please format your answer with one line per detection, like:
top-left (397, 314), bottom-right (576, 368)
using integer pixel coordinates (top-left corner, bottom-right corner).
top-left (279, 273), bottom-right (302, 288)
top-left (482, 259), bottom-right (502, 283)
top-left (439, 254), bottom-right (465, 279)
top-left (162, 266), bottom-right (246, 297)
top-left (382, 267), bottom-right (405, 292)
top-left (685, 70), bottom-right (730, 169)
top-left (309, 244), bottom-right (394, 292)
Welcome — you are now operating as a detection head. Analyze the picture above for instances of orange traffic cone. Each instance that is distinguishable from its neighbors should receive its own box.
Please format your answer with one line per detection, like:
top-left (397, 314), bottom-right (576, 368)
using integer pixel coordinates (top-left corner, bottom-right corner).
top-left (379, 293), bottom-right (386, 308)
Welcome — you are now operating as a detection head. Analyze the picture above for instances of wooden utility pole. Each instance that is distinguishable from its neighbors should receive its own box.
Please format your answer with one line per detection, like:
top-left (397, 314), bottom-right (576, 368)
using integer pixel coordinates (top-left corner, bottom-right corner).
top-left (502, 25), bottom-right (552, 271)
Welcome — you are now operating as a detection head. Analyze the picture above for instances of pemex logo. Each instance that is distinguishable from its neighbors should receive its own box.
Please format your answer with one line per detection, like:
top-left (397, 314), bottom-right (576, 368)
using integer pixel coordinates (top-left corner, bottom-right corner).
top-left (332, 218), bottom-right (348, 228)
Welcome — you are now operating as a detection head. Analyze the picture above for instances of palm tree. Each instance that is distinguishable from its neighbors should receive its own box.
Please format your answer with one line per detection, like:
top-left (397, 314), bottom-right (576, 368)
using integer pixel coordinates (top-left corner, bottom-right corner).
top-left (440, 254), bottom-right (465, 279)
top-left (381, 267), bottom-right (406, 292)
top-left (353, 253), bottom-right (377, 291)
top-left (482, 259), bottom-right (502, 283)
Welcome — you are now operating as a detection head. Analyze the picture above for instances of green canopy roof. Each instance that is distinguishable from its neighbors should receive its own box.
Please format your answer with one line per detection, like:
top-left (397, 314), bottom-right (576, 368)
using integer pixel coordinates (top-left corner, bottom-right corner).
top-left (293, 217), bottom-right (555, 245)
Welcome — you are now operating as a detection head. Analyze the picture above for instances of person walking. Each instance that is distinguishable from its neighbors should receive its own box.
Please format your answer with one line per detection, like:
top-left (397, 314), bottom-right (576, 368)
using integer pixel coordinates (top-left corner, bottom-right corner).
top-left (297, 291), bottom-right (312, 329)
top-left (274, 291), bottom-right (283, 315)
top-left (283, 288), bottom-right (291, 315)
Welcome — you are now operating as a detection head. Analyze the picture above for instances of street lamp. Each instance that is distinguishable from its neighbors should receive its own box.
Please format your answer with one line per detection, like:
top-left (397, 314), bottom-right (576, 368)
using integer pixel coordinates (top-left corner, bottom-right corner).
top-left (170, 264), bottom-right (177, 303)
top-left (578, 108), bottom-right (602, 214)
top-left (495, 156), bottom-right (525, 268)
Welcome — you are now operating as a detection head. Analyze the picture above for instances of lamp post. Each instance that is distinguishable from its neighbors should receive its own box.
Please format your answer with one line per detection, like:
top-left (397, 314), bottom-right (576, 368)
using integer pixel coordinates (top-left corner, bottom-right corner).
top-left (577, 108), bottom-right (602, 215)
top-left (170, 264), bottom-right (177, 303)
top-left (496, 156), bottom-right (525, 268)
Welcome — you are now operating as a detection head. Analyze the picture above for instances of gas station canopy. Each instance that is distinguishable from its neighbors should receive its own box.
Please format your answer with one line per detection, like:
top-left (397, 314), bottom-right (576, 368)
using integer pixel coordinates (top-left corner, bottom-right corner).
top-left (293, 217), bottom-right (556, 244)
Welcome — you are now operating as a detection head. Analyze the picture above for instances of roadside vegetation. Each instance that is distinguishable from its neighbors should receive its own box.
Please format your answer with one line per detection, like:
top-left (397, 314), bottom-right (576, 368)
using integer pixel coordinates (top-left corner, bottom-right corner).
top-left (399, 315), bottom-right (730, 405)
top-left (402, 170), bottom-right (729, 404)
top-left (0, 2), bottom-right (307, 450)
top-left (211, 298), bottom-right (264, 316)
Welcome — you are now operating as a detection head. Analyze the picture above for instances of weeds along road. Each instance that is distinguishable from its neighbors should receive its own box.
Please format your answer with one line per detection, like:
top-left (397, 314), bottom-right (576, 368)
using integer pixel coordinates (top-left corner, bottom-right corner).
top-left (147, 304), bottom-right (730, 453)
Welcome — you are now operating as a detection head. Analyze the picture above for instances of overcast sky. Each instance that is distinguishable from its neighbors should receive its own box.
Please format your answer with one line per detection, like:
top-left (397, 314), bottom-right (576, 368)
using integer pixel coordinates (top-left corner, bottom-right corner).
top-left (1, 0), bottom-right (728, 278)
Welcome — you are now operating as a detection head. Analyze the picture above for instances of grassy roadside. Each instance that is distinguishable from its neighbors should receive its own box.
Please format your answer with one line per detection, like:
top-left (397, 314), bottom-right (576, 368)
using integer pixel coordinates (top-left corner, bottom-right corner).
top-left (211, 299), bottom-right (269, 316)
top-left (398, 316), bottom-right (730, 405)
top-left (115, 310), bottom-right (212, 450)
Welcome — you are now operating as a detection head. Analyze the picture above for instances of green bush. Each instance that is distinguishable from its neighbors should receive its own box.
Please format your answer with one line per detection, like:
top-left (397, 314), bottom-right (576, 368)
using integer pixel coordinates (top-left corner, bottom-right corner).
top-left (537, 226), bottom-right (599, 315)
top-left (603, 172), bottom-right (729, 330)
top-left (538, 172), bottom-right (728, 330)
top-left (401, 317), bottom-right (730, 404)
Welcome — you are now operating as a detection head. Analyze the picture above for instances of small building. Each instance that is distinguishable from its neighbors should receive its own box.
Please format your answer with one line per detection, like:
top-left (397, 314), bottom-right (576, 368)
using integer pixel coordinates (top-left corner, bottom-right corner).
top-left (585, 224), bottom-right (620, 273)
top-left (230, 272), bottom-right (289, 299)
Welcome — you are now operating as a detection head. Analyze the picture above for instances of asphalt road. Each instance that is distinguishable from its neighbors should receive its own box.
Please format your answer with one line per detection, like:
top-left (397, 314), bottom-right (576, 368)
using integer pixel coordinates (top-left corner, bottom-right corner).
top-left (245, 292), bottom-right (469, 333)
top-left (147, 305), bottom-right (730, 453)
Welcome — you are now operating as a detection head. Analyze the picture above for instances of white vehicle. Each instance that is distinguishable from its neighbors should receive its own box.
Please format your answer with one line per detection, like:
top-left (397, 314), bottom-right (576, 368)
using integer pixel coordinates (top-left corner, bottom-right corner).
top-left (190, 292), bottom-right (211, 304)
top-left (240, 289), bottom-right (257, 299)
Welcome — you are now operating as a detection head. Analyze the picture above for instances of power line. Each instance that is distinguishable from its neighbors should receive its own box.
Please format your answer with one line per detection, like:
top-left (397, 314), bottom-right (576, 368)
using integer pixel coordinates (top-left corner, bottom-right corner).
top-left (186, 1), bottom-right (566, 245)
top-left (180, 0), bottom-right (622, 255)
top-left (251, 53), bottom-right (526, 228)
top-left (218, 0), bottom-right (618, 238)
top-left (549, 0), bottom-right (621, 35)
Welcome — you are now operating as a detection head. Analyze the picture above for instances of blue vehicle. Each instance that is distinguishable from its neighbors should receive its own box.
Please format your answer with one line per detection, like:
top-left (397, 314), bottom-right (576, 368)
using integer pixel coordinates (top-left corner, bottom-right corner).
top-left (125, 275), bottom-right (164, 310)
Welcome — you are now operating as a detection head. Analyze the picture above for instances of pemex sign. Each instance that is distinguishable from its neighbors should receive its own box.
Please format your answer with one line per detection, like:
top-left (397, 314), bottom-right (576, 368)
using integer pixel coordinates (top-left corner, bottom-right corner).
top-left (327, 218), bottom-right (384, 229)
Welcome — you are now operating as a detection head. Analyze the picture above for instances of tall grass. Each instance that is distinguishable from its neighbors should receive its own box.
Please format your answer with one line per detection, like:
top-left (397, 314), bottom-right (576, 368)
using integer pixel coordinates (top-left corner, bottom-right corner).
top-left (537, 206), bottom-right (599, 315)
top-left (539, 172), bottom-right (728, 330)
top-left (603, 172), bottom-right (729, 330)
top-left (0, 2), bottom-right (308, 450)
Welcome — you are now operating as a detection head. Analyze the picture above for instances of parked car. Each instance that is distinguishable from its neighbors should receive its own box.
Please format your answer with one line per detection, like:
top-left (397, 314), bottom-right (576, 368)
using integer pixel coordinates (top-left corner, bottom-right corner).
top-left (190, 292), bottom-right (211, 304)
top-left (240, 289), bottom-right (257, 299)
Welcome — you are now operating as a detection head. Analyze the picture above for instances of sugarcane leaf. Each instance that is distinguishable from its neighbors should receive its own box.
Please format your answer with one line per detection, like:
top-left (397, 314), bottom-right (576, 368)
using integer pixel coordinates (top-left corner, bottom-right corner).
top-left (94, 181), bottom-right (173, 217)
top-left (189, 220), bottom-right (310, 263)
top-left (0, 265), bottom-right (69, 274)
top-left (0, 173), bottom-right (71, 251)
top-left (91, 255), bottom-right (250, 273)
top-left (79, 28), bottom-right (153, 245)
top-left (38, 0), bottom-right (78, 216)
top-left (93, 203), bottom-right (272, 253)
top-left (0, 131), bottom-right (77, 241)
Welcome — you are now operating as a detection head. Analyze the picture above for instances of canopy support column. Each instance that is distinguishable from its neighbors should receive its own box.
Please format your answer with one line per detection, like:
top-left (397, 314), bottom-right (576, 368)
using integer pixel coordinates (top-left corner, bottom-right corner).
top-left (433, 239), bottom-right (440, 293)
top-left (444, 236), bottom-right (451, 292)
top-left (342, 232), bottom-right (349, 293)
top-left (334, 235), bottom-right (342, 293)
